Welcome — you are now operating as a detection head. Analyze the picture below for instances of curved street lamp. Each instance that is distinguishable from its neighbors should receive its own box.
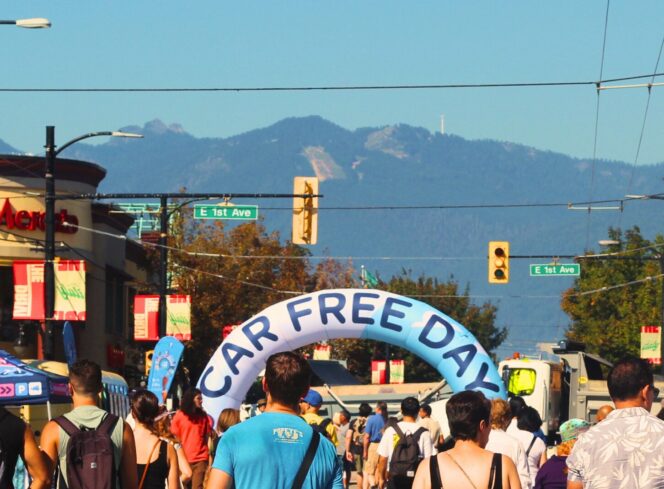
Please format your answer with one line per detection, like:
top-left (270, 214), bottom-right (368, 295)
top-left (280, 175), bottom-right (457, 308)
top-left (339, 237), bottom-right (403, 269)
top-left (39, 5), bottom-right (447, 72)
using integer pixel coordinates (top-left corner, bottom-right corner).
top-left (43, 126), bottom-right (143, 358)
top-left (0, 18), bottom-right (51, 29)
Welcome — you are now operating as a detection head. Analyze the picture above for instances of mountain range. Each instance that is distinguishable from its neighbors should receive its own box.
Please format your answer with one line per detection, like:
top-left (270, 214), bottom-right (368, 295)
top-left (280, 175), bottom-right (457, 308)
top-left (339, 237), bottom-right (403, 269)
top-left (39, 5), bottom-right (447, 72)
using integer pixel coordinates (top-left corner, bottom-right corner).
top-left (3, 116), bottom-right (663, 357)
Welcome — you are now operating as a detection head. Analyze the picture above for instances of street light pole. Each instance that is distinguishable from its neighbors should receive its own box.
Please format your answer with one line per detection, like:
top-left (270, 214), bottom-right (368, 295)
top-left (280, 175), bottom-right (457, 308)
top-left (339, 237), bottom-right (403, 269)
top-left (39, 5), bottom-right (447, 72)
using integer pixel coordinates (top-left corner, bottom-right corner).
top-left (159, 196), bottom-right (169, 338)
top-left (0, 18), bottom-right (51, 28)
top-left (43, 126), bottom-right (142, 359)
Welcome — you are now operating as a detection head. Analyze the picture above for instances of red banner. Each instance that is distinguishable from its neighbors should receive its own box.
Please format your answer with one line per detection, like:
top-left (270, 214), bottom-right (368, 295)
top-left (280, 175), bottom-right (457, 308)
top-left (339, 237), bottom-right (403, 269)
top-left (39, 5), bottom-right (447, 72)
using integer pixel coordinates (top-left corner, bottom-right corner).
top-left (167, 295), bottom-right (191, 341)
top-left (12, 261), bottom-right (45, 320)
top-left (134, 295), bottom-right (160, 341)
top-left (371, 360), bottom-right (387, 384)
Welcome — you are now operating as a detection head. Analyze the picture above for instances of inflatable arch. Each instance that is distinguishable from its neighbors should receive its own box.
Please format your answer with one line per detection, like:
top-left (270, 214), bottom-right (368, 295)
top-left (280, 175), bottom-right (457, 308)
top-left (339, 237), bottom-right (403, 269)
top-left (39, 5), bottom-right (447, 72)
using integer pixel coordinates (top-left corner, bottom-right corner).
top-left (198, 289), bottom-right (506, 421)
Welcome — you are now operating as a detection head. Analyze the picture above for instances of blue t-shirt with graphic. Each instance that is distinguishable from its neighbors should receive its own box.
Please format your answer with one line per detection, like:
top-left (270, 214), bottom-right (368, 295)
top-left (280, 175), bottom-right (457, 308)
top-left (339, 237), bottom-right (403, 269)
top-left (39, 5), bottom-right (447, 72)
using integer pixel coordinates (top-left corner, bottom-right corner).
top-left (212, 412), bottom-right (343, 489)
top-left (364, 414), bottom-right (385, 442)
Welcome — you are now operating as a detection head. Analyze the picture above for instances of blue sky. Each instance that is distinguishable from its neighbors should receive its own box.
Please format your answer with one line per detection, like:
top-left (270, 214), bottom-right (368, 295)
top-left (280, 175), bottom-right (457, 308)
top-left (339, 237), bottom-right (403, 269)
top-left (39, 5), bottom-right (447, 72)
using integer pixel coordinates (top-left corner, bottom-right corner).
top-left (2, 1), bottom-right (663, 164)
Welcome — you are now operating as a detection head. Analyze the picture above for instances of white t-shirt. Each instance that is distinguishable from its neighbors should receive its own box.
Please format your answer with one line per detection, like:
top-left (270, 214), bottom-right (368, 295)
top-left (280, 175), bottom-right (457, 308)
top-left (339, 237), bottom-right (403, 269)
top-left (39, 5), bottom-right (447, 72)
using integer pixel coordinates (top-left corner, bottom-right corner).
top-left (486, 429), bottom-right (532, 489)
top-left (510, 429), bottom-right (546, 482)
top-left (377, 421), bottom-right (433, 464)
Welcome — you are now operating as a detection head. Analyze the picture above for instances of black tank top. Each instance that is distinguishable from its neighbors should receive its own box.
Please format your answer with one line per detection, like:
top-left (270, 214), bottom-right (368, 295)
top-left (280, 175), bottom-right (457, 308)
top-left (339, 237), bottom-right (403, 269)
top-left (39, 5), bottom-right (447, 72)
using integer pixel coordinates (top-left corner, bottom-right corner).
top-left (0, 407), bottom-right (26, 489)
top-left (429, 452), bottom-right (503, 489)
top-left (136, 441), bottom-right (168, 489)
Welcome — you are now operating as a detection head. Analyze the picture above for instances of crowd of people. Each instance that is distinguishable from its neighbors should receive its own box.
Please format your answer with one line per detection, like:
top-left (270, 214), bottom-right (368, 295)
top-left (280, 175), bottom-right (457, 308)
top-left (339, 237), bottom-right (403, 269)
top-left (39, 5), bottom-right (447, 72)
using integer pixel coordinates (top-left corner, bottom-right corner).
top-left (1, 355), bottom-right (664, 488)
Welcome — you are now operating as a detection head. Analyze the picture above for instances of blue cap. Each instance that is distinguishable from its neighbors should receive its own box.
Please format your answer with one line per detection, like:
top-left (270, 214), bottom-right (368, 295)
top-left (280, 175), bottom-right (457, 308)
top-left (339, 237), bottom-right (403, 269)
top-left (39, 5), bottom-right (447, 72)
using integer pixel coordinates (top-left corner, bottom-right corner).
top-left (302, 389), bottom-right (323, 407)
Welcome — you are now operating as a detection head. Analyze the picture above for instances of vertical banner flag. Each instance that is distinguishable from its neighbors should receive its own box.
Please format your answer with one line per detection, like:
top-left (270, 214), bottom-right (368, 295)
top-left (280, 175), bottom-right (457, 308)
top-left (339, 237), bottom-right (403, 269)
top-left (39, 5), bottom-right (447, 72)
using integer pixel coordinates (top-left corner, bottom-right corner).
top-left (54, 260), bottom-right (86, 321)
top-left (13, 261), bottom-right (45, 320)
top-left (134, 295), bottom-right (160, 341)
top-left (62, 321), bottom-right (77, 367)
top-left (641, 325), bottom-right (661, 365)
top-left (147, 336), bottom-right (184, 403)
top-left (389, 359), bottom-right (405, 384)
top-left (166, 295), bottom-right (191, 341)
top-left (312, 344), bottom-right (331, 360)
top-left (371, 360), bottom-right (387, 384)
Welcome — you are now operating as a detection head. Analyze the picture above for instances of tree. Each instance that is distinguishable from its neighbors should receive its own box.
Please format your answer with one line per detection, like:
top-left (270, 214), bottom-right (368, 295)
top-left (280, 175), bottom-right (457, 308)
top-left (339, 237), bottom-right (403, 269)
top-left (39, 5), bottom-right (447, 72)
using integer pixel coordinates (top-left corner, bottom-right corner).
top-left (561, 226), bottom-right (663, 363)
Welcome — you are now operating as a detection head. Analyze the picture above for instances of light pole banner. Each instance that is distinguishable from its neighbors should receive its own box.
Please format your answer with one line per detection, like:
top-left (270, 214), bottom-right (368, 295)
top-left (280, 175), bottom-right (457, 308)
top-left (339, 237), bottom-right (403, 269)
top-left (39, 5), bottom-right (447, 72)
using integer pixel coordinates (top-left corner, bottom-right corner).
top-left (134, 295), bottom-right (160, 341)
top-left (167, 295), bottom-right (191, 341)
top-left (12, 261), bottom-right (45, 320)
top-left (54, 260), bottom-right (86, 321)
top-left (198, 289), bottom-right (506, 423)
top-left (641, 325), bottom-right (661, 365)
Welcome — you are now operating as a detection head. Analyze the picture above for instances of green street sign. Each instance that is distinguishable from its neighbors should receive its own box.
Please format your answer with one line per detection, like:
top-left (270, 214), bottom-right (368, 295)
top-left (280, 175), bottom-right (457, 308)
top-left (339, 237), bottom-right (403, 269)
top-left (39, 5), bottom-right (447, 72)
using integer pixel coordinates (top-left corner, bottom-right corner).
top-left (194, 205), bottom-right (258, 220)
top-left (529, 264), bottom-right (580, 277)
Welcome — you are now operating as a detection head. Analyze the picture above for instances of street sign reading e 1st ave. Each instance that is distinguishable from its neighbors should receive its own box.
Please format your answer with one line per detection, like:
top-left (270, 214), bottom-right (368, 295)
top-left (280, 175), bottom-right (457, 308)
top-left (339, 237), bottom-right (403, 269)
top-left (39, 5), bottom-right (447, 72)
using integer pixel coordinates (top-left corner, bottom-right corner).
top-left (194, 205), bottom-right (258, 220)
top-left (529, 264), bottom-right (580, 277)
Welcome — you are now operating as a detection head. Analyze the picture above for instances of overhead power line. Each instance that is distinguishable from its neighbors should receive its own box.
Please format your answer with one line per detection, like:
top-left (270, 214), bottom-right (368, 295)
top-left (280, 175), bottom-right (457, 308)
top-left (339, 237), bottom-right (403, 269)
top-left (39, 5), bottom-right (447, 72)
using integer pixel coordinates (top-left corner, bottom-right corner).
top-left (0, 72), bottom-right (663, 93)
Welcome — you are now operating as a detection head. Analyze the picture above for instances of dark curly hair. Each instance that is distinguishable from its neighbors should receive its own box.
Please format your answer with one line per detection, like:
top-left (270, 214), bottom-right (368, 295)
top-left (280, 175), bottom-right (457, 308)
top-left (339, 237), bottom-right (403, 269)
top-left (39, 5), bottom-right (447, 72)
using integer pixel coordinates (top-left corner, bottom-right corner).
top-left (180, 387), bottom-right (205, 418)
top-left (131, 389), bottom-right (160, 430)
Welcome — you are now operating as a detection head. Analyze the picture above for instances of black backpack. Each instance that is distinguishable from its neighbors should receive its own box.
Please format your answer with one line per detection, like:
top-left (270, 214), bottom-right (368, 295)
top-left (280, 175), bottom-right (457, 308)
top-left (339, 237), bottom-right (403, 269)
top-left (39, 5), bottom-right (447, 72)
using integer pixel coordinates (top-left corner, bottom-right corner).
top-left (388, 424), bottom-right (426, 481)
top-left (54, 413), bottom-right (119, 489)
top-left (310, 418), bottom-right (333, 440)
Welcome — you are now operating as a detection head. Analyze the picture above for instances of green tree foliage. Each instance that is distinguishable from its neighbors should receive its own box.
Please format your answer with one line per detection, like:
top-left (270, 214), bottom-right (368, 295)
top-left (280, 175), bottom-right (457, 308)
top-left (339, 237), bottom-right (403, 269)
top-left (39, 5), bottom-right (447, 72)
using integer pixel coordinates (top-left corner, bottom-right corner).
top-left (562, 227), bottom-right (663, 363)
top-left (328, 269), bottom-right (507, 383)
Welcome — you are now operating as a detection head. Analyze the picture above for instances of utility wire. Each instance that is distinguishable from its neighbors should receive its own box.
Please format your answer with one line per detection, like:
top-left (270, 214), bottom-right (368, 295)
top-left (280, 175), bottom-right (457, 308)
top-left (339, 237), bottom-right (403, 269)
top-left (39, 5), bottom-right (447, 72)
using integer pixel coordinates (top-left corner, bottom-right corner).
top-left (585, 0), bottom-right (612, 251)
top-left (619, 32), bottom-right (664, 230)
top-left (0, 72), bottom-right (663, 93)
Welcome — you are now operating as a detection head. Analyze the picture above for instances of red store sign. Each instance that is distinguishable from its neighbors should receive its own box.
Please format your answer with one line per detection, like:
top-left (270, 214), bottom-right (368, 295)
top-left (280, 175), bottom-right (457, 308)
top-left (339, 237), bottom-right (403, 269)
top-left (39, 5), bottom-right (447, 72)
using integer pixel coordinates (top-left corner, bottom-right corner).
top-left (0, 199), bottom-right (78, 234)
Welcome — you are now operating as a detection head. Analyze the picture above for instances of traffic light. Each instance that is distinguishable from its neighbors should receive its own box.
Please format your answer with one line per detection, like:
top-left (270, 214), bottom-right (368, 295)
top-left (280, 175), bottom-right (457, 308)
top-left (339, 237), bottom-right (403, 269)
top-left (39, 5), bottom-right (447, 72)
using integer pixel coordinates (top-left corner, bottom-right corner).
top-left (292, 176), bottom-right (319, 245)
top-left (488, 241), bottom-right (510, 283)
top-left (145, 350), bottom-right (154, 376)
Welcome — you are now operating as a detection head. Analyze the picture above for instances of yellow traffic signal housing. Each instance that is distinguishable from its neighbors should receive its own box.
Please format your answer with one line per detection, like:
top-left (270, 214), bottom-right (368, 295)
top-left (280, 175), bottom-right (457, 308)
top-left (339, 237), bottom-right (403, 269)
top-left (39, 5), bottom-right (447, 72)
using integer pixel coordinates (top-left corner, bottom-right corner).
top-left (488, 241), bottom-right (510, 283)
top-left (292, 176), bottom-right (319, 245)
top-left (145, 350), bottom-right (154, 376)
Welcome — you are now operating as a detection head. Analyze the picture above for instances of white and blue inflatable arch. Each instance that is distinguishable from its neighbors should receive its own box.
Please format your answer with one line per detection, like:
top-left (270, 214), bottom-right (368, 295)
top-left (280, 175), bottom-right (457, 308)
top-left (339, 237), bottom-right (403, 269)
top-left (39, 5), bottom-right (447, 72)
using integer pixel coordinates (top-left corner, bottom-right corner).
top-left (198, 289), bottom-right (506, 421)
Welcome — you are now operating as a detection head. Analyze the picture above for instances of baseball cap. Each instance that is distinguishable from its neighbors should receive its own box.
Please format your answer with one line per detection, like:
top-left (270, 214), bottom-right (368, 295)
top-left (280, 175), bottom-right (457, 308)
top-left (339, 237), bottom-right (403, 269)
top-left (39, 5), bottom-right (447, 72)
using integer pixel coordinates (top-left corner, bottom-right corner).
top-left (301, 389), bottom-right (323, 407)
top-left (560, 418), bottom-right (590, 442)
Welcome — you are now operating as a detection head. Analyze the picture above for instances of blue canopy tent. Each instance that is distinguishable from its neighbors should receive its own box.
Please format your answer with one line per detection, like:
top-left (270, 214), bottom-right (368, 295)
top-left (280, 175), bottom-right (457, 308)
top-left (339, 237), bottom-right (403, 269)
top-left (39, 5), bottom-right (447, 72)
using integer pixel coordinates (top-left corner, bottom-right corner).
top-left (0, 350), bottom-right (70, 415)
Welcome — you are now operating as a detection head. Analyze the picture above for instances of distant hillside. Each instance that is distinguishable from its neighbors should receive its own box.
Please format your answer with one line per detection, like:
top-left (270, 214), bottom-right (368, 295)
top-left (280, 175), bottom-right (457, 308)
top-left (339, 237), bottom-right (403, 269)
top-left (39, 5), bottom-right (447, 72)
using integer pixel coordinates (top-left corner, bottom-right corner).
top-left (7, 117), bottom-right (664, 357)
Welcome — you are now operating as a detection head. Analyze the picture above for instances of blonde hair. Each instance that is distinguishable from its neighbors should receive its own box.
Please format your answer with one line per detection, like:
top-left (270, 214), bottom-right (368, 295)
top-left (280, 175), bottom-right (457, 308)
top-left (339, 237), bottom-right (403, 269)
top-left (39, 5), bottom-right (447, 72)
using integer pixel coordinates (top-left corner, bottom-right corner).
top-left (556, 439), bottom-right (576, 457)
top-left (216, 408), bottom-right (241, 434)
top-left (490, 398), bottom-right (512, 430)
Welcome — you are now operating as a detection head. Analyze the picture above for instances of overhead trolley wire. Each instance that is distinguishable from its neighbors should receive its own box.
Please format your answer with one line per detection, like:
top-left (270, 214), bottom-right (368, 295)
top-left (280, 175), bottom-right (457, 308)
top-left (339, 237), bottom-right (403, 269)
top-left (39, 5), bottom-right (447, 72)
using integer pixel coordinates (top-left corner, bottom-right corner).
top-left (0, 72), bottom-right (663, 93)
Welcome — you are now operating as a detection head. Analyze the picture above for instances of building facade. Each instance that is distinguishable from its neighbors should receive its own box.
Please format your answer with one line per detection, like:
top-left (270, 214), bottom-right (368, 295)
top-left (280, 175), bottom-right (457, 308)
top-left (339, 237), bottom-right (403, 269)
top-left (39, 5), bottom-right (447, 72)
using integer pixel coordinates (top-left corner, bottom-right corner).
top-left (0, 155), bottom-right (149, 374)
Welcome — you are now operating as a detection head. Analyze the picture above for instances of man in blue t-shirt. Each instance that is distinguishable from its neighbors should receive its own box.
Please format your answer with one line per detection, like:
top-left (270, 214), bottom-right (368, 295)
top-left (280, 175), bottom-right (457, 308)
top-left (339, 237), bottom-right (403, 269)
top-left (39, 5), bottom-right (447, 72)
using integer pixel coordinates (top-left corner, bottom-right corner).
top-left (363, 401), bottom-right (387, 488)
top-left (207, 352), bottom-right (343, 489)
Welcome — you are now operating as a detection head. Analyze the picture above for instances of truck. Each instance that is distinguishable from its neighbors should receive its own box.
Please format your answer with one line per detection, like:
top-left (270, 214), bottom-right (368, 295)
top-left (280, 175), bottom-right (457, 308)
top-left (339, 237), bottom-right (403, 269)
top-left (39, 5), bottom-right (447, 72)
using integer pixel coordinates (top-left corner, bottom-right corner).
top-left (431, 340), bottom-right (664, 443)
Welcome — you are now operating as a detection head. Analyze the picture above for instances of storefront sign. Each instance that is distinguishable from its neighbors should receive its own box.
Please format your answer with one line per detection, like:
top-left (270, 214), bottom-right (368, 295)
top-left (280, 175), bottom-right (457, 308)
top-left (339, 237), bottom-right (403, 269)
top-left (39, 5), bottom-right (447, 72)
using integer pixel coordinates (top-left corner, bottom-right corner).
top-left (134, 295), bottom-right (160, 341)
top-left (0, 199), bottom-right (78, 234)
top-left (167, 295), bottom-right (191, 341)
top-left (13, 260), bottom-right (86, 321)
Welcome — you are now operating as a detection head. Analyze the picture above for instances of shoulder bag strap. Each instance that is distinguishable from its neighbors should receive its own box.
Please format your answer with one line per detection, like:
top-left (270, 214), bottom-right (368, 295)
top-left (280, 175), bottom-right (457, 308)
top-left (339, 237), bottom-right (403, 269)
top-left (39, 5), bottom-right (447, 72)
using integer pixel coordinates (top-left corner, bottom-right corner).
top-left (138, 440), bottom-right (161, 489)
top-left (525, 435), bottom-right (537, 457)
top-left (99, 413), bottom-right (120, 435)
top-left (429, 455), bottom-right (443, 489)
top-left (291, 430), bottom-right (320, 489)
top-left (489, 453), bottom-right (502, 489)
top-left (392, 422), bottom-right (404, 439)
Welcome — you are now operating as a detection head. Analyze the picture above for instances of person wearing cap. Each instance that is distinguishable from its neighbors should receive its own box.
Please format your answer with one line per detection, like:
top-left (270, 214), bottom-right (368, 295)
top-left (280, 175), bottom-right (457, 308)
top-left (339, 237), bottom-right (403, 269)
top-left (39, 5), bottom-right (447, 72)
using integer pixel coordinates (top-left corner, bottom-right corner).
top-left (533, 418), bottom-right (589, 489)
top-left (300, 389), bottom-right (338, 445)
top-left (567, 357), bottom-right (664, 488)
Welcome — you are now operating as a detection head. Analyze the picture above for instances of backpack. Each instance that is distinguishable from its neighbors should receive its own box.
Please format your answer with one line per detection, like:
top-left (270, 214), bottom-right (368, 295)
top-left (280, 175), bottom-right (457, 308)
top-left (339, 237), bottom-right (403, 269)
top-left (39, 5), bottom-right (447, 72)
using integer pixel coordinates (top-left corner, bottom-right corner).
top-left (388, 424), bottom-right (426, 481)
top-left (351, 417), bottom-right (366, 445)
top-left (310, 418), bottom-right (333, 440)
top-left (54, 413), bottom-right (119, 489)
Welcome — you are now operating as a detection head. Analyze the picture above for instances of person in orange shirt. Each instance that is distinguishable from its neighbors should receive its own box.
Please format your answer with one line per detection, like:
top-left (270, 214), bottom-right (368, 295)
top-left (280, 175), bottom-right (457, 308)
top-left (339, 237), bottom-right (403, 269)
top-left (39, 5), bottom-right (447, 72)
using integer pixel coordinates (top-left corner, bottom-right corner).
top-left (170, 388), bottom-right (212, 489)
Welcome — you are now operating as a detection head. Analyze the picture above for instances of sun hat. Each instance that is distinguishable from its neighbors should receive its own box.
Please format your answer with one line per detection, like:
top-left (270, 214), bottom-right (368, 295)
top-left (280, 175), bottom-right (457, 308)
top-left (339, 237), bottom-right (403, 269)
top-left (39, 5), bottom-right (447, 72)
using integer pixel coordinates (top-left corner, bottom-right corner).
top-left (301, 389), bottom-right (323, 407)
top-left (560, 418), bottom-right (590, 442)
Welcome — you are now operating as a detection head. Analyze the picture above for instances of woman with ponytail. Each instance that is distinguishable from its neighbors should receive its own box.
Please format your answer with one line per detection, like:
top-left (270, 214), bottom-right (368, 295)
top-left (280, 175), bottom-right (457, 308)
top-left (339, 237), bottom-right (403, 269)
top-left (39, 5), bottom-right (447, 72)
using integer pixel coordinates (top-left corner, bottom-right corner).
top-left (131, 390), bottom-right (179, 489)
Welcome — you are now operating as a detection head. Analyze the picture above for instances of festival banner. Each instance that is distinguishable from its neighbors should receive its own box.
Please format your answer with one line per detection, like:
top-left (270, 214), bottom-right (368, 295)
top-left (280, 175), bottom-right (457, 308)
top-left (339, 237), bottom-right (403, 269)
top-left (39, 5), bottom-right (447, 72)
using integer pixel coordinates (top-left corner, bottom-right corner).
top-left (134, 295), bottom-right (160, 341)
top-left (371, 360), bottom-right (387, 384)
top-left (53, 260), bottom-right (86, 321)
top-left (641, 325), bottom-right (661, 365)
top-left (389, 359), bottom-right (405, 384)
top-left (166, 295), bottom-right (191, 341)
top-left (313, 343), bottom-right (331, 360)
top-left (13, 261), bottom-right (45, 320)
top-left (147, 336), bottom-right (184, 402)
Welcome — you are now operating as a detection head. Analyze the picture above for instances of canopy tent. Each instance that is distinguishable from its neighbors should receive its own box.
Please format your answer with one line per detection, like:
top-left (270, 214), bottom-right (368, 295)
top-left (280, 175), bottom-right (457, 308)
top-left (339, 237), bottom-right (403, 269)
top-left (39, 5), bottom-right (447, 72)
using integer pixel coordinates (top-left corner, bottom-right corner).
top-left (0, 350), bottom-right (70, 406)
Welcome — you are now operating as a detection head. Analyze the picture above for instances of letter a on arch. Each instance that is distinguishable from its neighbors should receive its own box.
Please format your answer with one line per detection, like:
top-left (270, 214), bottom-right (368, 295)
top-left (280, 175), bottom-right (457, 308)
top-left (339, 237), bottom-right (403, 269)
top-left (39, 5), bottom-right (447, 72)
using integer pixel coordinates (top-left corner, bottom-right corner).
top-left (198, 289), bottom-right (506, 422)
